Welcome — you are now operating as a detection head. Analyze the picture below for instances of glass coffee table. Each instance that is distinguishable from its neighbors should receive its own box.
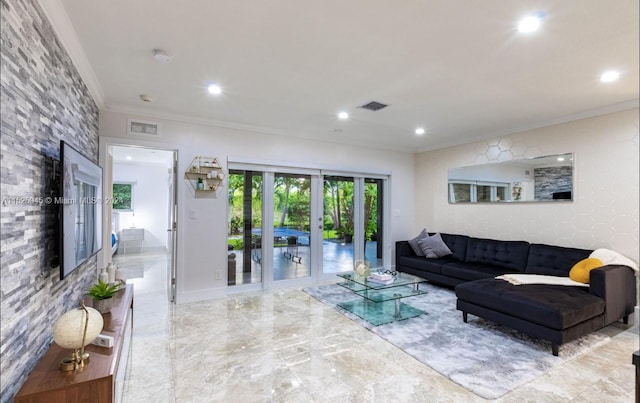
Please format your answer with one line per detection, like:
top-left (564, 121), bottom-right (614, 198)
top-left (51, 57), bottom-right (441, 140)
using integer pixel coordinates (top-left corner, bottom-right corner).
top-left (336, 271), bottom-right (427, 326)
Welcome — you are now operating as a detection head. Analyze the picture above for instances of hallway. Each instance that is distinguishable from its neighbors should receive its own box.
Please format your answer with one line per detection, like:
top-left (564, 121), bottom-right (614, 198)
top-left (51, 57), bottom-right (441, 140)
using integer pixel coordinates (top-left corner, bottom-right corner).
top-left (112, 250), bottom-right (176, 401)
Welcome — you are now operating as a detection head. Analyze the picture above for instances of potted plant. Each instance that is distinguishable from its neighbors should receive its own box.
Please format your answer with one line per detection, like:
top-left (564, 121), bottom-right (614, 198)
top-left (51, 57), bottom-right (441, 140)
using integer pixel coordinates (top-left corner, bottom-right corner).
top-left (342, 223), bottom-right (354, 243)
top-left (87, 280), bottom-right (120, 314)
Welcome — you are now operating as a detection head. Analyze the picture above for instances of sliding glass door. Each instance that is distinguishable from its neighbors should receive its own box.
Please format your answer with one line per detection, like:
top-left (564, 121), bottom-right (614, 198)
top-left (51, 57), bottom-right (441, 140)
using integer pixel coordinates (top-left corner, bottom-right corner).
top-left (272, 173), bottom-right (312, 281)
top-left (321, 175), bottom-right (385, 274)
top-left (322, 176), bottom-right (355, 273)
top-left (364, 178), bottom-right (384, 268)
top-left (228, 163), bottom-right (388, 288)
top-left (227, 170), bottom-right (263, 286)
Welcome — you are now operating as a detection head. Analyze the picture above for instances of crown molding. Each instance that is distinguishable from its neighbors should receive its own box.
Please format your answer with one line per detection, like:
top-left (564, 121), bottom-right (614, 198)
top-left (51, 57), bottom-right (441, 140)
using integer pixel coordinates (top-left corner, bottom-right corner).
top-left (36, 0), bottom-right (105, 108)
top-left (417, 98), bottom-right (640, 153)
top-left (105, 104), bottom-right (313, 138)
top-left (103, 103), bottom-right (412, 153)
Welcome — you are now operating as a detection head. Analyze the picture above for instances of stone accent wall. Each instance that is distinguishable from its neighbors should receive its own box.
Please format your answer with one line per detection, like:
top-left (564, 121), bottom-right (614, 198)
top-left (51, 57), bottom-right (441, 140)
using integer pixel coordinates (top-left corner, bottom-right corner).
top-left (0, 0), bottom-right (99, 401)
top-left (534, 166), bottom-right (573, 200)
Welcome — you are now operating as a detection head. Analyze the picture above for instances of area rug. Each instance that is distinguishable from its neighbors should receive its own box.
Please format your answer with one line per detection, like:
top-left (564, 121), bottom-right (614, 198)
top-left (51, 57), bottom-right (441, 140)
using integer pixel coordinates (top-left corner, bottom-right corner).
top-left (303, 283), bottom-right (610, 399)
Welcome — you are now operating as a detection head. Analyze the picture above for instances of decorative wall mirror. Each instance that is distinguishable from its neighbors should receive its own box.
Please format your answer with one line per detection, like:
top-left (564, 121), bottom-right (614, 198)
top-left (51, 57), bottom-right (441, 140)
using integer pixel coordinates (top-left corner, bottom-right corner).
top-left (448, 153), bottom-right (574, 203)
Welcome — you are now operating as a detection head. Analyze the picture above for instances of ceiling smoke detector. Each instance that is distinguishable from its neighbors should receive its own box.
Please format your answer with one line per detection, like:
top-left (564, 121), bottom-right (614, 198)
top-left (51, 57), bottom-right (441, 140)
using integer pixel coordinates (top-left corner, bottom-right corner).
top-left (152, 49), bottom-right (173, 63)
top-left (359, 101), bottom-right (388, 111)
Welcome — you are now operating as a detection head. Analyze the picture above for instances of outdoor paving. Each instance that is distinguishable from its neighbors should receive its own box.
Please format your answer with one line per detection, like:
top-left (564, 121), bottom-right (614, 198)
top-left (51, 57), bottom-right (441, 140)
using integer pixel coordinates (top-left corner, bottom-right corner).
top-left (229, 240), bottom-right (382, 284)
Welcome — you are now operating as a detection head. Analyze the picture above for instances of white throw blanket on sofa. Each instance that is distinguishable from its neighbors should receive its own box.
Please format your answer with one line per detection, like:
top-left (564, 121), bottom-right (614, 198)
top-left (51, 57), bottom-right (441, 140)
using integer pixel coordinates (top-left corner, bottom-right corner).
top-left (589, 248), bottom-right (638, 272)
top-left (496, 274), bottom-right (588, 287)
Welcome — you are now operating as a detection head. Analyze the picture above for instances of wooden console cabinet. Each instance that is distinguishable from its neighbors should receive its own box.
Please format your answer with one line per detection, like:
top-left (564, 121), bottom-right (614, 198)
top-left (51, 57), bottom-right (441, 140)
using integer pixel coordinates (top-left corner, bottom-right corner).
top-left (15, 285), bottom-right (134, 403)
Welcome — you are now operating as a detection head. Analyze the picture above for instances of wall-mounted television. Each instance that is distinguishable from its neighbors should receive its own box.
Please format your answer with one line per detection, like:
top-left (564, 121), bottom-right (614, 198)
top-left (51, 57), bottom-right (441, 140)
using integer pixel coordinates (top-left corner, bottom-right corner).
top-left (60, 141), bottom-right (103, 280)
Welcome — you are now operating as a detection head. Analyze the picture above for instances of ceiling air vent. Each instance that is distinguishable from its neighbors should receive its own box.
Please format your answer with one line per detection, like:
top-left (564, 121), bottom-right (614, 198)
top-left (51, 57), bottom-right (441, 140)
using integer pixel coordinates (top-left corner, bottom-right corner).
top-left (359, 101), bottom-right (388, 111)
top-left (127, 118), bottom-right (160, 137)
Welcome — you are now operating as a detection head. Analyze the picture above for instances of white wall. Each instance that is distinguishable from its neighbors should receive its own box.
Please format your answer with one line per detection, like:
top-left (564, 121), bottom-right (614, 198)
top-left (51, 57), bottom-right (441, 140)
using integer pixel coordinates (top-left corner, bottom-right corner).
top-left (113, 161), bottom-right (170, 251)
top-left (99, 110), bottom-right (416, 303)
top-left (415, 108), bottom-right (639, 262)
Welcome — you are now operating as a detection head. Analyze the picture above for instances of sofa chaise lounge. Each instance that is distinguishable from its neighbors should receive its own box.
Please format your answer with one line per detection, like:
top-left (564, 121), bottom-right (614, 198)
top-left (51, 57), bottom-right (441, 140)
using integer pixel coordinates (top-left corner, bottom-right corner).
top-left (396, 234), bottom-right (636, 355)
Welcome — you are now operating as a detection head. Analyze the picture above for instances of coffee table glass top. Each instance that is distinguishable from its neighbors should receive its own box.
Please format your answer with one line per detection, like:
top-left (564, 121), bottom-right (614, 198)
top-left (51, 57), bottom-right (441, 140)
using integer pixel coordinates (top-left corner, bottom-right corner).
top-left (337, 271), bottom-right (425, 290)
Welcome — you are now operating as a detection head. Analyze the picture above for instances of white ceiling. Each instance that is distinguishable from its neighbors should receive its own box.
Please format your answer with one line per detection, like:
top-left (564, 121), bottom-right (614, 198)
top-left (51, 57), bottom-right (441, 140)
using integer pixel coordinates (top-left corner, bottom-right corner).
top-left (52, 0), bottom-right (639, 153)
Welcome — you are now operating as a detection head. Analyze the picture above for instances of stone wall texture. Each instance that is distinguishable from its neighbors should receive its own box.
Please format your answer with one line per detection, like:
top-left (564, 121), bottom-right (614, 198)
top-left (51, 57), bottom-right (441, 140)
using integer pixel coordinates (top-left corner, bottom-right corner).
top-left (534, 166), bottom-right (573, 200)
top-left (0, 0), bottom-right (99, 400)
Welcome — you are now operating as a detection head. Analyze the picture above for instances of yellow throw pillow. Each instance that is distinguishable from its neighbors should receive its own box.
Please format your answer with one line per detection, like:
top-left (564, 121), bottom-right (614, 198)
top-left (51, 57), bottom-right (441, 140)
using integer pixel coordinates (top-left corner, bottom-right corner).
top-left (569, 258), bottom-right (603, 284)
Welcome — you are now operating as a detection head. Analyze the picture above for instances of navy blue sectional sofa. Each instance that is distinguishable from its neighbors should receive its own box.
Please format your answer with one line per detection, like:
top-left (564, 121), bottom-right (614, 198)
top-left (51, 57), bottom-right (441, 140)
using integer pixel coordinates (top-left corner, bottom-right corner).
top-left (396, 234), bottom-right (636, 355)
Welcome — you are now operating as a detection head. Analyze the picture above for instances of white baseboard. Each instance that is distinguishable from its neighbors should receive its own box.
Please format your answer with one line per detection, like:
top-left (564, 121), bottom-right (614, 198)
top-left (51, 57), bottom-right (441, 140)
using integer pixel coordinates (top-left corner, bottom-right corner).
top-left (176, 287), bottom-right (227, 304)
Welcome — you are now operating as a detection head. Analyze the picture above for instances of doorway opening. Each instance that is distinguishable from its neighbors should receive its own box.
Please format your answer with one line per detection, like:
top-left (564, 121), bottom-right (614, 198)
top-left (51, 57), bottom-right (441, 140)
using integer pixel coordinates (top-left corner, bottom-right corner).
top-left (107, 145), bottom-right (178, 302)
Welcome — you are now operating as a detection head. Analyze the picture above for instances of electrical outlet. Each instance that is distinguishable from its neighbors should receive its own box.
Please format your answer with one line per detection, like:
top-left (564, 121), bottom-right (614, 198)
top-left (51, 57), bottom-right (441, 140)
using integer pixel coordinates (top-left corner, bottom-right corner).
top-left (91, 334), bottom-right (114, 348)
top-left (215, 270), bottom-right (221, 280)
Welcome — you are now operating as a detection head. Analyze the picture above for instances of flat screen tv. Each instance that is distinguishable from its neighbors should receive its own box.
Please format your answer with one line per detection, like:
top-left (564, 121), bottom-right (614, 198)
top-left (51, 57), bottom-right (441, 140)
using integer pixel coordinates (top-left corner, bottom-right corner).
top-left (60, 141), bottom-right (103, 280)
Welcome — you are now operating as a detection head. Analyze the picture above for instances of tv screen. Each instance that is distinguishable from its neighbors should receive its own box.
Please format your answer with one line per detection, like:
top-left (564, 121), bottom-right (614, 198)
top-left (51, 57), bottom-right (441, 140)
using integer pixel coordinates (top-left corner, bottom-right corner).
top-left (60, 141), bottom-right (103, 280)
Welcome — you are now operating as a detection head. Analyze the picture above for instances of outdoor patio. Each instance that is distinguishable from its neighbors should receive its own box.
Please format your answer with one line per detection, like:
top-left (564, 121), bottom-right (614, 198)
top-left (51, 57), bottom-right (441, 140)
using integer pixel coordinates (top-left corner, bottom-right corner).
top-left (228, 240), bottom-right (382, 284)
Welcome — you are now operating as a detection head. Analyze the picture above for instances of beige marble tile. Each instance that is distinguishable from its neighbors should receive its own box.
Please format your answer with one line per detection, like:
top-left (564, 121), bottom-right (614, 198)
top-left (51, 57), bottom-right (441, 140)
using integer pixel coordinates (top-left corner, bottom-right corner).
top-left (118, 251), bottom-right (640, 402)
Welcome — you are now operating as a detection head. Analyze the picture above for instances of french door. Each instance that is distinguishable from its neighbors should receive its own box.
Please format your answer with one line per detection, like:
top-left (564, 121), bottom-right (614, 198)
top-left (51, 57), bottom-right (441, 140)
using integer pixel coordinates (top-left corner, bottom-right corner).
top-left (321, 176), bottom-right (385, 275)
top-left (227, 163), bottom-right (387, 289)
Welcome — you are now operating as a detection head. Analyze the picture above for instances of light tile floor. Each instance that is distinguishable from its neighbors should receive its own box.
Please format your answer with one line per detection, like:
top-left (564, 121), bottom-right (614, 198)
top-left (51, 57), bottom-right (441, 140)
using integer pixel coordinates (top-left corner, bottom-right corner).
top-left (115, 251), bottom-right (639, 402)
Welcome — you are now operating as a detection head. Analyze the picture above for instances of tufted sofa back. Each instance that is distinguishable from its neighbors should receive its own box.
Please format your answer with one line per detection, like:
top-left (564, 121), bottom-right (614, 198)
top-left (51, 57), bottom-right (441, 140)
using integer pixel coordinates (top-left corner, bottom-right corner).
top-left (438, 233), bottom-right (470, 261)
top-left (525, 244), bottom-right (592, 276)
top-left (464, 237), bottom-right (530, 272)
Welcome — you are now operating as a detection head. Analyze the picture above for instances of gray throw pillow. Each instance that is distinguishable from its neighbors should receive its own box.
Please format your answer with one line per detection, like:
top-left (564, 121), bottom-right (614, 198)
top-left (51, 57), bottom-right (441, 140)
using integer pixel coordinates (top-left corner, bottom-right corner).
top-left (417, 233), bottom-right (452, 258)
top-left (408, 228), bottom-right (429, 256)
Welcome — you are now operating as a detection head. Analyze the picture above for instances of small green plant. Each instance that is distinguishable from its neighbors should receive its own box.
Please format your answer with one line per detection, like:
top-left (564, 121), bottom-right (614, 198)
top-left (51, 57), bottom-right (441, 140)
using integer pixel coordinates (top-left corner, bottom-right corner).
top-left (227, 238), bottom-right (244, 250)
top-left (341, 223), bottom-right (354, 236)
top-left (86, 280), bottom-right (120, 300)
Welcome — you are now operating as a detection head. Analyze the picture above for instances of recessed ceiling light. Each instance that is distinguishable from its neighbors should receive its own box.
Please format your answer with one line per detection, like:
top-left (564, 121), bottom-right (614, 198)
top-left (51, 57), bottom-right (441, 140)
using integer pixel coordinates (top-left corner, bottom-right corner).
top-left (208, 84), bottom-right (222, 95)
top-left (152, 49), bottom-right (172, 63)
top-left (518, 12), bottom-right (544, 33)
top-left (415, 128), bottom-right (426, 135)
top-left (600, 70), bottom-right (620, 83)
top-left (338, 111), bottom-right (349, 120)
top-left (126, 156), bottom-right (132, 161)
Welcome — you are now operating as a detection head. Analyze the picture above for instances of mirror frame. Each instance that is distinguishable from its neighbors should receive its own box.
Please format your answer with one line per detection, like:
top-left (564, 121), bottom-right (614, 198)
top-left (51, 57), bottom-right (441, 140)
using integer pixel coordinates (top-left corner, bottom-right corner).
top-left (448, 153), bottom-right (574, 203)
